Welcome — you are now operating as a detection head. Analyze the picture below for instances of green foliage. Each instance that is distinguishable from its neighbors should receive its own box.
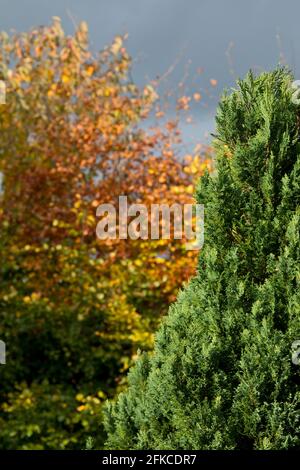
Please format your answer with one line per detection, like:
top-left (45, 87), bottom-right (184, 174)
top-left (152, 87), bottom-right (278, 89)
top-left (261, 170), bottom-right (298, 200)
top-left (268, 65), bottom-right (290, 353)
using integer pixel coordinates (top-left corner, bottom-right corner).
top-left (104, 69), bottom-right (300, 450)
top-left (0, 381), bottom-right (106, 449)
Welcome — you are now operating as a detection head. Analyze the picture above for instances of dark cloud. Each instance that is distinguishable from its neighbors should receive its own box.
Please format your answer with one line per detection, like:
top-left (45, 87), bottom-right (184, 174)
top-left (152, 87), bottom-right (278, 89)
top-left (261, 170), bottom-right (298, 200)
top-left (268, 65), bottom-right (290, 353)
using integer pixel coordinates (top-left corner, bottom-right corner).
top-left (1, 0), bottom-right (299, 141)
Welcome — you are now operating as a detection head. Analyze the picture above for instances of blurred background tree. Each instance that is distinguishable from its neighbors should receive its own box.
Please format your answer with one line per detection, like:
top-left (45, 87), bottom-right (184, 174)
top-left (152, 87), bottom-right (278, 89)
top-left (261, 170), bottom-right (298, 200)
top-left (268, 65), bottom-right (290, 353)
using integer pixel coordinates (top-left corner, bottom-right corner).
top-left (0, 18), bottom-right (212, 448)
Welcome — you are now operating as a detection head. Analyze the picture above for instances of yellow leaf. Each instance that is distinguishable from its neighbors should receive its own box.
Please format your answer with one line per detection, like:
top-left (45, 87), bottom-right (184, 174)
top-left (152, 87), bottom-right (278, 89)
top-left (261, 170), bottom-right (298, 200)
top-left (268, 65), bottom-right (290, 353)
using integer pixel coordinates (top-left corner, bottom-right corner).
top-left (86, 66), bottom-right (94, 77)
top-left (111, 36), bottom-right (123, 55)
top-left (77, 405), bottom-right (86, 412)
top-left (31, 292), bottom-right (40, 302)
top-left (62, 74), bottom-right (70, 84)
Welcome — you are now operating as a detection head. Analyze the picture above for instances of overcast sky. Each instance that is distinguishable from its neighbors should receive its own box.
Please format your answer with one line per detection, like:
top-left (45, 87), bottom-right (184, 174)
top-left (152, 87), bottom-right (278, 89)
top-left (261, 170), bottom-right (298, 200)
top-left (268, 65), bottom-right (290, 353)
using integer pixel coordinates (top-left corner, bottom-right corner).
top-left (1, 0), bottom-right (300, 143)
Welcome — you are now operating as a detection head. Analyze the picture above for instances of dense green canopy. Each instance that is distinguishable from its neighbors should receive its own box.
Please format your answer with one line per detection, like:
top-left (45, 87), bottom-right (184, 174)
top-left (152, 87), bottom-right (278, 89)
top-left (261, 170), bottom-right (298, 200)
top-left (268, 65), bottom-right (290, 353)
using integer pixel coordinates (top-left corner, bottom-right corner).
top-left (104, 69), bottom-right (300, 450)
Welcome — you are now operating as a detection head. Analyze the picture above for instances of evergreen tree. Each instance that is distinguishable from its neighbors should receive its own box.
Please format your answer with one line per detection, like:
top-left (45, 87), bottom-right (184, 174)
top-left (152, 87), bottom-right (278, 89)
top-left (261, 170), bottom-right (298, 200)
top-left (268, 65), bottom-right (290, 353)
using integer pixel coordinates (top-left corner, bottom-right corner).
top-left (103, 69), bottom-right (300, 450)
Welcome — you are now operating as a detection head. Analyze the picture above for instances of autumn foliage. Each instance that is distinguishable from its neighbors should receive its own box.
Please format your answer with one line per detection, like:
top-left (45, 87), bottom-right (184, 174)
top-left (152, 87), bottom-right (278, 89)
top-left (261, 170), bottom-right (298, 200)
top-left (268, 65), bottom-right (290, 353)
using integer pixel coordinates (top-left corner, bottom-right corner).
top-left (0, 18), bottom-right (212, 448)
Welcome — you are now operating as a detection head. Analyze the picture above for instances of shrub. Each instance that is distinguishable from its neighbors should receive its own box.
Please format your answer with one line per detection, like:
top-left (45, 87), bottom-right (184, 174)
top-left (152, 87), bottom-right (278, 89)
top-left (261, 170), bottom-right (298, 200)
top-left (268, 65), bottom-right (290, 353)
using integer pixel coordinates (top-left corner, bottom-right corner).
top-left (104, 69), bottom-right (300, 450)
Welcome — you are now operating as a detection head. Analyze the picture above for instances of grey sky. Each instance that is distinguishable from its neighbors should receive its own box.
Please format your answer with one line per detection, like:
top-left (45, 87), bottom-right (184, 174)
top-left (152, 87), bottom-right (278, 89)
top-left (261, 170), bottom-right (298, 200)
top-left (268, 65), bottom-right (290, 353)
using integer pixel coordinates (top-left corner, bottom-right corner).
top-left (1, 0), bottom-right (300, 143)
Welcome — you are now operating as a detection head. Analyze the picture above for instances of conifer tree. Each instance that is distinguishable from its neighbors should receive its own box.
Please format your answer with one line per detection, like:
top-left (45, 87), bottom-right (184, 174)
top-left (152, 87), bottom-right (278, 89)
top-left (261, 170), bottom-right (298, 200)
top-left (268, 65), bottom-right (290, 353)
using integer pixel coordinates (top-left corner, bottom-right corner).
top-left (104, 69), bottom-right (300, 450)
